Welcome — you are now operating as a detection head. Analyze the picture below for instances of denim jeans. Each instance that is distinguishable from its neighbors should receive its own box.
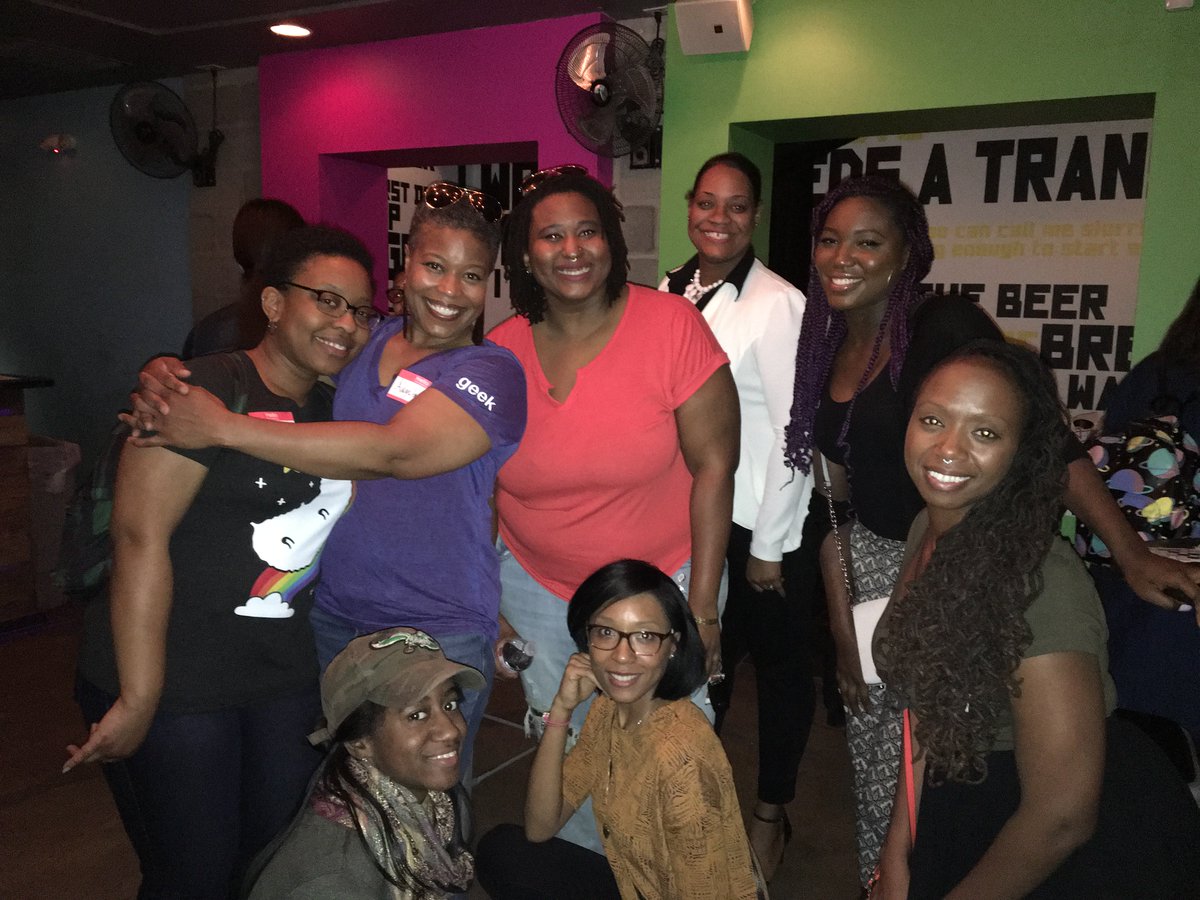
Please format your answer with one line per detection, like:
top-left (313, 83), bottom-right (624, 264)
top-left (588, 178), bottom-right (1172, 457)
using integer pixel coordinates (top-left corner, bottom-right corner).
top-left (497, 541), bottom-right (725, 852)
top-left (307, 603), bottom-right (495, 786)
top-left (76, 678), bottom-right (322, 900)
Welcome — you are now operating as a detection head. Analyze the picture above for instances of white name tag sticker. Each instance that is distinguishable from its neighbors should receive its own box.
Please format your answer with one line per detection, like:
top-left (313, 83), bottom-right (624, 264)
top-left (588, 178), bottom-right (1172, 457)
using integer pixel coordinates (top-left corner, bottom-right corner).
top-left (248, 410), bottom-right (295, 423)
top-left (387, 370), bottom-right (432, 404)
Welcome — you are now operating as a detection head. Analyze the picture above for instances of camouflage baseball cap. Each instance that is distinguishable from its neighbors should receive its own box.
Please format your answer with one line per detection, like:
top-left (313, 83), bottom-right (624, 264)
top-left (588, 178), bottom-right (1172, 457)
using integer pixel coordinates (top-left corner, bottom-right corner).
top-left (308, 627), bottom-right (486, 745)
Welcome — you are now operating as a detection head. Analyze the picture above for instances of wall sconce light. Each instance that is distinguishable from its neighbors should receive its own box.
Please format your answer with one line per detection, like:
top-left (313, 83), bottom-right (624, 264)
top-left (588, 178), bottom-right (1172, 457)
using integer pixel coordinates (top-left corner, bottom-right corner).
top-left (40, 134), bottom-right (77, 155)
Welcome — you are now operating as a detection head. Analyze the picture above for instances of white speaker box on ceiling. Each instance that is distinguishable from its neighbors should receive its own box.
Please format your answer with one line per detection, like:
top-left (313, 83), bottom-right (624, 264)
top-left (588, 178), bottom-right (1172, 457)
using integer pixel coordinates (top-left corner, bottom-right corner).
top-left (674, 0), bottom-right (754, 55)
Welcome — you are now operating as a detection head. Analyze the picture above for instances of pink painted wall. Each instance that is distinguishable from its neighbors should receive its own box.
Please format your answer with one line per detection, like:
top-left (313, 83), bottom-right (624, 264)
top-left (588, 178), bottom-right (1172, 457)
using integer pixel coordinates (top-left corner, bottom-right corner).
top-left (258, 15), bottom-right (612, 299)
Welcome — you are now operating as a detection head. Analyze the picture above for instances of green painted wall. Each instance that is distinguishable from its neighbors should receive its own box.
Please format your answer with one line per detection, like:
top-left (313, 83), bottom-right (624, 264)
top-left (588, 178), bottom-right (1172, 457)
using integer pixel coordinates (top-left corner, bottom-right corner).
top-left (660, 0), bottom-right (1200, 357)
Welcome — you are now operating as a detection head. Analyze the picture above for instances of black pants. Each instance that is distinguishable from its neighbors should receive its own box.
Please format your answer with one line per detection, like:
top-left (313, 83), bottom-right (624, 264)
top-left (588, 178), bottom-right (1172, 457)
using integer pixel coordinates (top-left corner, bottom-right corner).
top-left (77, 678), bottom-right (322, 900)
top-left (1093, 564), bottom-right (1200, 744)
top-left (475, 824), bottom-right (621, 900)
top-left (709, 522), bottom-right (816, 804)
top-left (909, 717), bottom-right (1200, 898)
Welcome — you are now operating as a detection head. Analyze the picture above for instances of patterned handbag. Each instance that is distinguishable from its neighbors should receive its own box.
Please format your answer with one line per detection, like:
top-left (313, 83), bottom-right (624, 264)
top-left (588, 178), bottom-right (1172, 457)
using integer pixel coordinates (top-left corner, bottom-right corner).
top-left (1075, 381), bottom-right (1200, 563)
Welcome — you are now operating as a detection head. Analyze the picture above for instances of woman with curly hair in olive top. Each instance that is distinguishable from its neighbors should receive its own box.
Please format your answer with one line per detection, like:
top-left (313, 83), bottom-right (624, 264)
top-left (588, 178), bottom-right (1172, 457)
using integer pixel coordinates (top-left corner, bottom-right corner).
top-left (870, 341), bottom-right (1200, 899)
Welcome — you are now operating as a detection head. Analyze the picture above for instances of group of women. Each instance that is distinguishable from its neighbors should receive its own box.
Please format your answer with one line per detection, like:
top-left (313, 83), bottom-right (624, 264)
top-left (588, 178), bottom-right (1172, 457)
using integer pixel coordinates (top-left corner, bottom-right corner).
top-left (65, 156), bottom-right (1200, 899)
top-left (784, 174), bottom-right (1200, 893)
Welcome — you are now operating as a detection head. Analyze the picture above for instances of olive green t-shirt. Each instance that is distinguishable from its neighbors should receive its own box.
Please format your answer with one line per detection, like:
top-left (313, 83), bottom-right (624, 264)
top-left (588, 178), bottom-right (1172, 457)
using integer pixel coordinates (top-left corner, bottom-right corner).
top-left (990, 535), bottom-right (1118, 751)
top-left (900, 514), bottom-right (1117, 753)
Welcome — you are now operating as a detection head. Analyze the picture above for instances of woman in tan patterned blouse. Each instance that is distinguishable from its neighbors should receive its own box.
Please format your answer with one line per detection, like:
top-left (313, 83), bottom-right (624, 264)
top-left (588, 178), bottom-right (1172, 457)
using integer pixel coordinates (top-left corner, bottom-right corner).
top-left (476, 560), bottom-right (759, 900)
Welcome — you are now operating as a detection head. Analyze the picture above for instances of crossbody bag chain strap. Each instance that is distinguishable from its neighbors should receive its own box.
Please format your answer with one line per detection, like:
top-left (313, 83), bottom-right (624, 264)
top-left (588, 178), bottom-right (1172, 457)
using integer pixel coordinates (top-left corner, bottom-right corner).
top-left (820, 452), bottom-right (856, 607)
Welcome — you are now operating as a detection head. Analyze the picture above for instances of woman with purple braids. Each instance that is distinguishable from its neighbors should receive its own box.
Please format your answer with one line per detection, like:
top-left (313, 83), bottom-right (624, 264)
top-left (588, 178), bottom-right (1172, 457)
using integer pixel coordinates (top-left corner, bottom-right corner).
top-left (783, 174), bottom-right (1200, 889)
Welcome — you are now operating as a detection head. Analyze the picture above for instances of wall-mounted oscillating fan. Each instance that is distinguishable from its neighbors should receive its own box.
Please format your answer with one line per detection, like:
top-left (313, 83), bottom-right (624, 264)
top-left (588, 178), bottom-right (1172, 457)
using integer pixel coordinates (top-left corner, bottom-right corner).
top-left (555, 22), bottom-right (661, 159)
top-left (110, 80), bottom-right (223, 186)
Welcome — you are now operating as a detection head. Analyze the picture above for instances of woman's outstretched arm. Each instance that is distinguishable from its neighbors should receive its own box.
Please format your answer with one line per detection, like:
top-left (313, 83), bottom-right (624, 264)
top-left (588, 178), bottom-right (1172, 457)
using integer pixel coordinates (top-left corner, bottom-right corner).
top-left (64, 444), bottom-right (205, 770)
top-left (1066, 456), bottom-right (1200, 622)
top-left (129, 381), bottom-right (491, 481)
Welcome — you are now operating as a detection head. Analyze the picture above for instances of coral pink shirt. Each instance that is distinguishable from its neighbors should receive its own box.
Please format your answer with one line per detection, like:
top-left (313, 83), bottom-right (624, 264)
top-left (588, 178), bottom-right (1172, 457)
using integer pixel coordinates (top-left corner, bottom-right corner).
top-left (490, 285), bottom-right (729, 600)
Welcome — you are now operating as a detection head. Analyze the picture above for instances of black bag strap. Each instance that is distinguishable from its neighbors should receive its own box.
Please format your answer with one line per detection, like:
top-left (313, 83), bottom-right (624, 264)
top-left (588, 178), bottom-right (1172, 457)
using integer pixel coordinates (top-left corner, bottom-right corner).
top-left (213, 351), bottom-right (255, 414)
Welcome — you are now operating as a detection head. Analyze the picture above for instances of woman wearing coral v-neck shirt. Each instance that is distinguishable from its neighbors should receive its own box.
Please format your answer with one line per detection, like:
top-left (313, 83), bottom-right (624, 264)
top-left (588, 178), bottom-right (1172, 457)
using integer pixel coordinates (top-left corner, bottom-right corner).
top-left (488, 166), bottom-right (738, 854)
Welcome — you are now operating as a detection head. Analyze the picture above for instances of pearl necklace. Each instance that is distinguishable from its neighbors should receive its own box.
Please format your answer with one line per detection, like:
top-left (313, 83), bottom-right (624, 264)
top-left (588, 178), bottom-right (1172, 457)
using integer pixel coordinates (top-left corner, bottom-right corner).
top-left (683, 267), bottom-right (724, 303)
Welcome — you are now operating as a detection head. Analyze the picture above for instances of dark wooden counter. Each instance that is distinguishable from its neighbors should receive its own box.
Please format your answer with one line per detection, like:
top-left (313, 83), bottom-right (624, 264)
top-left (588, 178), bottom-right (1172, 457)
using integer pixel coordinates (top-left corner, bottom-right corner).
top-left (1, 375), bottom-right (54, 622)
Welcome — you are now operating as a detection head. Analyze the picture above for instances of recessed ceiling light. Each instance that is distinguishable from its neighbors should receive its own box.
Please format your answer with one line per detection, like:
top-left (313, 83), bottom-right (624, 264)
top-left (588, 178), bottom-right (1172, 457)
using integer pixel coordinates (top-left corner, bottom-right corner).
top-left (270, 23), bottom-right (311, 38)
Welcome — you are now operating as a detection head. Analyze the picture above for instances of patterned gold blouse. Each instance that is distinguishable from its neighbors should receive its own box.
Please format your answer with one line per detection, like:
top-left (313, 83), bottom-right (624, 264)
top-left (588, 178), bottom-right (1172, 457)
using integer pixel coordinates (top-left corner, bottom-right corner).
top-left (562, 695), bottom-right (758, 900)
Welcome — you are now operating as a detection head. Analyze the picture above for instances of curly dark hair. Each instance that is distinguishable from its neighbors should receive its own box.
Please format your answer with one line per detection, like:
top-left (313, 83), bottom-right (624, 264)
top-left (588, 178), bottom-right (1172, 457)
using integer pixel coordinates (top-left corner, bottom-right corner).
top-left (501, 169), bottom-right (628, 324)
top-left (874, 340), bottom-right (1069, 784)
top-left (783, 175), bottom-right (935, 475)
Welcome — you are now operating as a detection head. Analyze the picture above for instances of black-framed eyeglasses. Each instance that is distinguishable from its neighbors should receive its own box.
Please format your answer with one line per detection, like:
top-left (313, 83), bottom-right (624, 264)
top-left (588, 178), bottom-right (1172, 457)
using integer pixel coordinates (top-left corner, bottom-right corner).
top-left (280, 281), bottom-right (382, 330)
top-left (518, 164), bottom-right (589, 197)
top-left (585, 624), bottom-right (676, 656)
top-left (423, 181), bottom-right (503, 223)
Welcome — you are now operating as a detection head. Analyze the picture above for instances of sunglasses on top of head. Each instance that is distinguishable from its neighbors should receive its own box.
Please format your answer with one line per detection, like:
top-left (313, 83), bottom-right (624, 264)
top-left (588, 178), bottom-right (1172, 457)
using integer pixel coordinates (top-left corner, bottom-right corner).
top-left (422, 181), bottom-right (503, 223)
top-left (518, 164), bottom-right (590, 198)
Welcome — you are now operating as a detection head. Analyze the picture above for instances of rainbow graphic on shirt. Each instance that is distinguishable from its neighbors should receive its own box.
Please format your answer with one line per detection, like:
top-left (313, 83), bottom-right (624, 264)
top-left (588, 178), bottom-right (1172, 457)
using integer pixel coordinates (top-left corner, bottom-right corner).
top-left (234, 476), bottom-right (354, 618)
top-left (234, 564), bottom-right (320, 619)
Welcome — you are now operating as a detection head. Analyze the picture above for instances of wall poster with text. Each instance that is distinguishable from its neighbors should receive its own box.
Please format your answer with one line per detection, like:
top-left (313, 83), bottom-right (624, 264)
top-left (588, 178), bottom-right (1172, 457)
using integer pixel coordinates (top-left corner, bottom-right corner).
top-left (809, 119), bottom-right (1151, 424)
top-left (387, 162), bottom-right (536, 333)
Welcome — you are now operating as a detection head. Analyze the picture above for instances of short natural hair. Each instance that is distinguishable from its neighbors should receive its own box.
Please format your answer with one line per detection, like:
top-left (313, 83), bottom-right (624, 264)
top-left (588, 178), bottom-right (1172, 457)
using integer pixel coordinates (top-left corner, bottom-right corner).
top-left (259, 225), bottom-right (376, 297)
top-left (566, 559), bottom-right (706, 701)
top-left (409, 189), bottom-right (501, 267)
top-left (502, 169), bottom-right (628, 324)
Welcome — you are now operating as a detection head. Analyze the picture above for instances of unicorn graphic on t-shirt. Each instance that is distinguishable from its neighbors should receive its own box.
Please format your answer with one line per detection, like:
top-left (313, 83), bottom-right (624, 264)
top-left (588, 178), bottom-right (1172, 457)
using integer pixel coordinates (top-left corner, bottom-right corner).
top-left (235, 476), bottom-right (354, 618)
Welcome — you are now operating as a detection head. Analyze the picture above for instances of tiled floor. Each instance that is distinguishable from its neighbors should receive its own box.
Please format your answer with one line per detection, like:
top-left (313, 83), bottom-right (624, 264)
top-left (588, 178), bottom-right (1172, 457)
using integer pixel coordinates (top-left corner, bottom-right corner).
top-left (1, 606), bottom-right (858, 899)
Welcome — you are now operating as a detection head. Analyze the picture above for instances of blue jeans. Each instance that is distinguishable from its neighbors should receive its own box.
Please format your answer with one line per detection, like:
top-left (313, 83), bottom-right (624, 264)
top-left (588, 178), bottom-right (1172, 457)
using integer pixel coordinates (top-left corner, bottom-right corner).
top-left (308, 604), bottom-right (495, 786)
top-left (498, 542), bottom-right (725, 852)
top-left (76, 678), bottom-right (321, 900)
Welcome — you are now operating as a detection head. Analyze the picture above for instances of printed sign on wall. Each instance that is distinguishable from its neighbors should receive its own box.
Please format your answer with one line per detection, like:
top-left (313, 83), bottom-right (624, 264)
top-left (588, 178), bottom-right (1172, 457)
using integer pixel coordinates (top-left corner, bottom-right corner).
top-left (387, 162), bottom-right (535, 333)
top-left (811, 119), bottom-right (1151, 420)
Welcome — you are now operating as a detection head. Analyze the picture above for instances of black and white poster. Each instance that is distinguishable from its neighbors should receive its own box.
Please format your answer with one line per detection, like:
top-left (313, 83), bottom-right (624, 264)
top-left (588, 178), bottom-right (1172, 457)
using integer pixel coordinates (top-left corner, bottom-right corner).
top-left (387, 161), bottom-right (535, 332)
top-left (809, 119), bottom-right (1151, 420)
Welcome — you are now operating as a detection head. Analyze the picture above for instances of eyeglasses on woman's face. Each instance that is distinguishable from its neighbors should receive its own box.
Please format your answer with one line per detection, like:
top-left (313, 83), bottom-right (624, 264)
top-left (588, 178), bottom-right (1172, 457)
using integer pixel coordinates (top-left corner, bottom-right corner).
top-left (585, 624), bottom-right (676, 656)
top-left (422, 181), bottom-right (503, 223)
top-left (518, 164), bottom-right (589, 198)
top-left (280, 281), bottom-right (382, 330)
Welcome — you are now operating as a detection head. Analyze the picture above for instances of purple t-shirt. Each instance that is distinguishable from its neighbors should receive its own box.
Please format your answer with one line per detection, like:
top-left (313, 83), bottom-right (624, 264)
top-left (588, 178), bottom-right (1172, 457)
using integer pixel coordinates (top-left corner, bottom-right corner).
top-left (315, 316), bottom-right (526, 640)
